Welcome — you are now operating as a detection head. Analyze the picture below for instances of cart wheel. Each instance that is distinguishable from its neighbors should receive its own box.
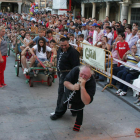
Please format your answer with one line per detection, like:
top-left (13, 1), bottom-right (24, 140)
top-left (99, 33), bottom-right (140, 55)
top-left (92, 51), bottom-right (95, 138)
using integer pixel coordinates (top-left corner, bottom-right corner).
top-left (15, 61), bottom-right (19, 77)
top-left (29, 78), bottom-right (33, 87)
top-left (47, 75), bottom-right (53, 86)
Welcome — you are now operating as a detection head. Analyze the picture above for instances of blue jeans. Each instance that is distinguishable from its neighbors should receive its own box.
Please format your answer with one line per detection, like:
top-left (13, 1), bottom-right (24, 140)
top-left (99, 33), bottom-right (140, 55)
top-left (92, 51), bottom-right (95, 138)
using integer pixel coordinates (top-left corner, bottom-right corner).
top-left (35, 58), bottom-right (48, 66)
top-left (119, 72), bottom-right (139, 92)
top-left (97, 62), bottom-right (117, 80)
top-left (112, 66), bottom-right (126, 85)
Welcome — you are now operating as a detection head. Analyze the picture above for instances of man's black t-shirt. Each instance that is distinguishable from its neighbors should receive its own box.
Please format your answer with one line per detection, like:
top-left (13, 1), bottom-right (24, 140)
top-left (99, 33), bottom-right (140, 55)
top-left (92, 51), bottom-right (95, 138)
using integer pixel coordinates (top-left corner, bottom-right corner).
top-left (64, 66), bottom-right (96, 110)
top-left (57, 46), bottom-right (80, 72)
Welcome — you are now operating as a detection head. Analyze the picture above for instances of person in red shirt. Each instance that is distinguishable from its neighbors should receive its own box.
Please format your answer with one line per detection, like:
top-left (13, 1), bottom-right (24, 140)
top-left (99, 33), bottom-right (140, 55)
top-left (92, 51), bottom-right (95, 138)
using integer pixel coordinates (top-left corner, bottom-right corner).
top-left (57, 20), bottom-right (63, 30)
top-left (116, 33), bottom-right (130, 66)
top-left (46, 19), bottom-right (49, 28)
top-left (112, 26), bottom-right (117, 41)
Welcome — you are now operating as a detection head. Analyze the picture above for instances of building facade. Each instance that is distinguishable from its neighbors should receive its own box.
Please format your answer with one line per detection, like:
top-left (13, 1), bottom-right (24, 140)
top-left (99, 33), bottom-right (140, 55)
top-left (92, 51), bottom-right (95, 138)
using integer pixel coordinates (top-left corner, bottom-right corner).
top-left (81, 0), bottom-right (140, 27)
top-left (0, 0), bottom-right (34, 13)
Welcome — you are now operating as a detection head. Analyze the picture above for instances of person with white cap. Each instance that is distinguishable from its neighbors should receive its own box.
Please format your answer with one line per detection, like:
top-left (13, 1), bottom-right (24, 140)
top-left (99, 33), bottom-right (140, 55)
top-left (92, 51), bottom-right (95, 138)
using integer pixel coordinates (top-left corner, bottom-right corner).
top-left (92, 23), bottom-right (98, 45)
top-left (81, 24), bottom-right (88, 40)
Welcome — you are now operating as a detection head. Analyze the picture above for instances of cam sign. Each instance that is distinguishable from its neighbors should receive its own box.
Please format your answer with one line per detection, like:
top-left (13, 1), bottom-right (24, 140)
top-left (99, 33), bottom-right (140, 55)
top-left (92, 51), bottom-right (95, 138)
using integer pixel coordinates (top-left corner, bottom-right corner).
top-left (83, 44), bottom-right (105, 70)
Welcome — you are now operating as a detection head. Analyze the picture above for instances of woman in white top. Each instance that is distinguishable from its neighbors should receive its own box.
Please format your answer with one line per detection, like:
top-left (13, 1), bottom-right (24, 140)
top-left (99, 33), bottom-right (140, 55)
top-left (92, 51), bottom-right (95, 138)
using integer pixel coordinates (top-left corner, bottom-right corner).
top-left (125, 24), bottom-right (132, 42)
top-left (105, 26), bottom-right (113, 46)
top-left (30, 37), bottom-right (56, 67)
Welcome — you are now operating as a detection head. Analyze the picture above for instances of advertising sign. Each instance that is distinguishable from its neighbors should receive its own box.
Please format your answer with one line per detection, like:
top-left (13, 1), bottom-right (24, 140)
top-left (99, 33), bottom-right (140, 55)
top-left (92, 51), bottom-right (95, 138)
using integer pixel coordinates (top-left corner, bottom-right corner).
top-left (83, 44), bottom-right (105, 70)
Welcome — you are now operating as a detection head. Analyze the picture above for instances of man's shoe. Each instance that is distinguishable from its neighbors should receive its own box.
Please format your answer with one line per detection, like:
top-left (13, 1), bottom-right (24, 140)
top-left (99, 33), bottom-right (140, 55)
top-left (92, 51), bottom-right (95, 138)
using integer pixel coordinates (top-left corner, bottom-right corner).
top-left (50, 114), bottom-right (61, 120)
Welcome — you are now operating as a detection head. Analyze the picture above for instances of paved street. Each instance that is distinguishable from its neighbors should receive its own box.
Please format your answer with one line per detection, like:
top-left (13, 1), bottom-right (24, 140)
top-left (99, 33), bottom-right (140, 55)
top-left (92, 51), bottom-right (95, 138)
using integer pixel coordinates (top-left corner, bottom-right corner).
top-left (0, 53), bottom-right (140, 140)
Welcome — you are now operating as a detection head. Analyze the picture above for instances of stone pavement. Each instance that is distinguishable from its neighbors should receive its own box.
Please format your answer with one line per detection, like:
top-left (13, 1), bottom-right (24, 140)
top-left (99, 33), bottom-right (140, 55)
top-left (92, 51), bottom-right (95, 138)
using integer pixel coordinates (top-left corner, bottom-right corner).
top-left (0, 53), bottom-right (140, 140)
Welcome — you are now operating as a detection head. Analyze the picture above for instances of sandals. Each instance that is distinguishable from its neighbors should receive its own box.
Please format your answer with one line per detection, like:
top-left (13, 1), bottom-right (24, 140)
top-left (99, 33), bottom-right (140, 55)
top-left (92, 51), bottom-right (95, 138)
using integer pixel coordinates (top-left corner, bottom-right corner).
top-left (116, 89), bottom-right (122, 94)
top-left (118, 91), bottom-right (127, 96)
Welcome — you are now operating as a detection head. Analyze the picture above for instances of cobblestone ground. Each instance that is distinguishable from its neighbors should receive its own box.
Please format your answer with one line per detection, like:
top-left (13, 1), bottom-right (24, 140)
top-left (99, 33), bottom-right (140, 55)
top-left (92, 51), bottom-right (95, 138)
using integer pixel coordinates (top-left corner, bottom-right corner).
top-left (0, 53), bottom-right (140, 140)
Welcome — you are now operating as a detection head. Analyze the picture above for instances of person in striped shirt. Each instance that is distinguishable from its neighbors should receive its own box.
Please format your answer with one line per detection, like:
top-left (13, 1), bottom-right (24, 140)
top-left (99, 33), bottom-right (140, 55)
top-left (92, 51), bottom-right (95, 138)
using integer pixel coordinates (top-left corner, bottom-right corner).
top-left (115, 45), bottom-right (140, 96)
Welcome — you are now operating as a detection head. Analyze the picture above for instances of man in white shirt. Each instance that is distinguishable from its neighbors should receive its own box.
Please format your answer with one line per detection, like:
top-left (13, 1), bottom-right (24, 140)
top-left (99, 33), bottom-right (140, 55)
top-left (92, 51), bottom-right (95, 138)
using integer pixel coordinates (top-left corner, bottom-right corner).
top-left (78, 34), bottom-right (91, 48)
top-left (31, 15), bottom-right (36, 22)
top-left (81, 24), bottom-right (88, 40)
top-left (105, 16), bottom-right (111, 26)
top-left (92, 23), bottom-right (98, 45)
top-left (69, 34), bottom-right (77, 49)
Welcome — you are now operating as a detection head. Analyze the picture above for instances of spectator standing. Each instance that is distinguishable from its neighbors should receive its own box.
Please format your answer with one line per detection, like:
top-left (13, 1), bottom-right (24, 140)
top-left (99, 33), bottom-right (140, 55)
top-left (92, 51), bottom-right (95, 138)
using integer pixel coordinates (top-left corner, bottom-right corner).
top-left (116, 33), bottom-right (130, 66)
top-left (128, 27), bottom-right (139, 49)
top-left (87, 25), bottom-right (94, 44)
top-left (94, 25), bottom-right (104, 47)
top-left (105, 16), bottom-right (111, 26)
top-left (75, 19), bottom-right (82, 30)
top-left (74, 28), bottom-right (81, 39)
top-left (92, 23), bottom-right (98, 45)
top-left (81, 24), bottom-right (88, 40)
top-left (125, 24), bottom-right (132, 42)
top-left (112, 26), bottom-right (117, 42)
top-left (68, 21), bottom-right (75, 34)
top-left (105, 26), bottom-right (113, 46)
top-left (103, 21), bottom-right (110, 35)
top-left (0, 26), bottom-right (7, 88)
top-left (121, 19), bottom-right (127, 31)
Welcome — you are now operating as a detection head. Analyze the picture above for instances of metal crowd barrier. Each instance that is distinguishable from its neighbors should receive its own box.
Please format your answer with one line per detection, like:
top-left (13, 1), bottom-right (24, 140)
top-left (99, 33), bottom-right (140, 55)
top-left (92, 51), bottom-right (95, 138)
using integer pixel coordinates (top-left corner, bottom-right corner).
top-left (79, 42), bottom-right (116, 92)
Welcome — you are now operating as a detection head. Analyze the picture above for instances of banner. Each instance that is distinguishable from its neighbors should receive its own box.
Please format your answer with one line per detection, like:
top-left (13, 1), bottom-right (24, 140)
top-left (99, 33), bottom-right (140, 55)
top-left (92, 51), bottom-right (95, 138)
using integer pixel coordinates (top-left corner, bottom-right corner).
top-left (53, 0), bottom-right (67, 9)
top-left (83, 44), bottom-right (105, 70)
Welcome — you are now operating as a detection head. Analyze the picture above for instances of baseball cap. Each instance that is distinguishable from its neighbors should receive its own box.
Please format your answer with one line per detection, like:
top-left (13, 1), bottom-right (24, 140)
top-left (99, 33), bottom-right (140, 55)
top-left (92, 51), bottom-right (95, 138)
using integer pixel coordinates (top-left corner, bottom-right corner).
top-left (82, 24), bottom-right (86, 27)
top-left (92, 23), bottom-right (98, 27)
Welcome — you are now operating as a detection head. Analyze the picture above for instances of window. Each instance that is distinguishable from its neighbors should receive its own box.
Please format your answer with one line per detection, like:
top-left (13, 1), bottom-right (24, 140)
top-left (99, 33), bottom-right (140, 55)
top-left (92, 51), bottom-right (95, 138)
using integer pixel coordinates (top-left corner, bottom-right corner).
top-left (131, 8), bottom-right (140, 29)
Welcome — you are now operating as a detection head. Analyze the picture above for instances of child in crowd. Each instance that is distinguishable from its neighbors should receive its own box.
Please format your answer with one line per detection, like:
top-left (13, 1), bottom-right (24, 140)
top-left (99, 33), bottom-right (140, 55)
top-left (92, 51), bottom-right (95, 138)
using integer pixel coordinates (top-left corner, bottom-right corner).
top-left (105, 26), bottom-right (113, 45)
top-left (74, 28), bottom-right (81, 39)
top-left (64, 29), bottom-right (68, 37)
top-left (69, 34), bottom-right (77, 49)
top-left (78, 34), bottom-right (91, 47)
top-left (47, 40), bottom-right (56, 62)
top-left (20, 32), bottom-right (32, 51)
top-left (46, 30), bottom-right (53, 44)
top-left (116, 33), bottom-right (130, 66)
